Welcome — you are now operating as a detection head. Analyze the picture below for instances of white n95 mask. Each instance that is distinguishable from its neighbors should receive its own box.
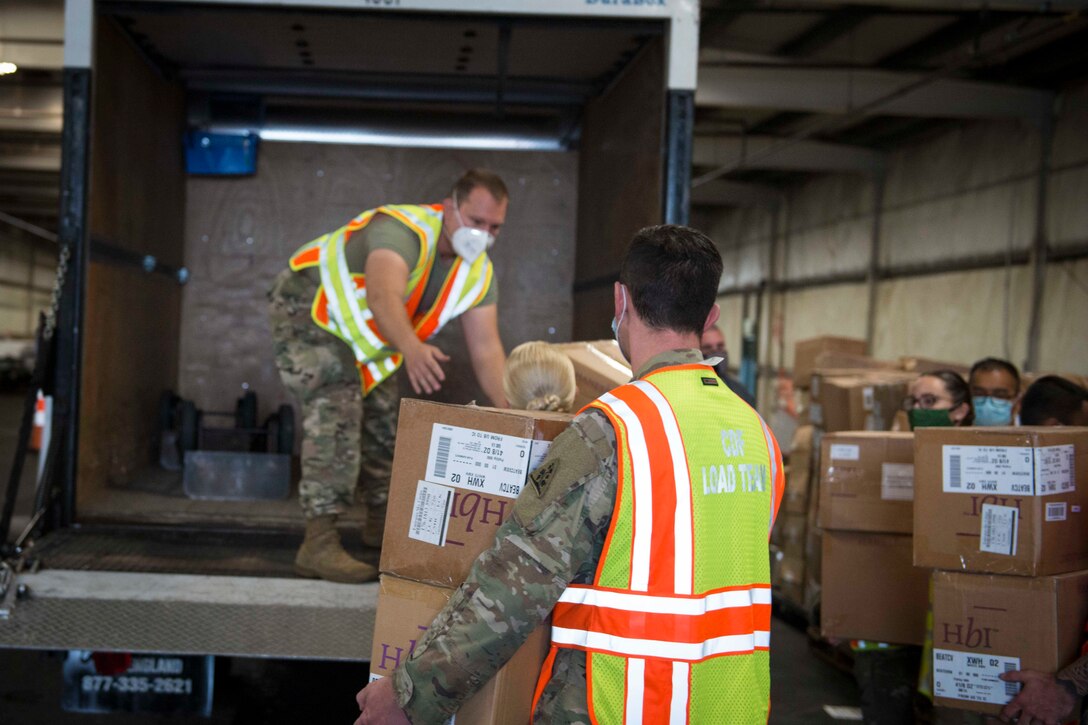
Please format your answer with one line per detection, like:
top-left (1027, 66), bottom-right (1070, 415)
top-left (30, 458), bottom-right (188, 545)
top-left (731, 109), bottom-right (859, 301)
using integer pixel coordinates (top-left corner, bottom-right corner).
top-left (451, 226), bottom-right (493, 264)
top-left (451, 195), bottom-right (495, 263)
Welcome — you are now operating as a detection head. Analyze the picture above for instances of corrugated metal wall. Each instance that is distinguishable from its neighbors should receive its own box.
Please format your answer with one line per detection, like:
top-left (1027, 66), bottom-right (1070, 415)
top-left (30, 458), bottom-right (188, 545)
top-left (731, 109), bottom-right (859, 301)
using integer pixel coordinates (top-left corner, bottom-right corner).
top-left (703, 80), bottom-right (1088, 408)
top-left (0, 239), bottom-right (53, 337)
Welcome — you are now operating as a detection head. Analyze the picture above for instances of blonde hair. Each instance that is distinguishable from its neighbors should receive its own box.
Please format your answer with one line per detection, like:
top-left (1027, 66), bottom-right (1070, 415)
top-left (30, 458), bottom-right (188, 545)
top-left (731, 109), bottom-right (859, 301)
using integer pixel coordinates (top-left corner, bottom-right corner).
top-left (503, 341), bottom-right (576, 413)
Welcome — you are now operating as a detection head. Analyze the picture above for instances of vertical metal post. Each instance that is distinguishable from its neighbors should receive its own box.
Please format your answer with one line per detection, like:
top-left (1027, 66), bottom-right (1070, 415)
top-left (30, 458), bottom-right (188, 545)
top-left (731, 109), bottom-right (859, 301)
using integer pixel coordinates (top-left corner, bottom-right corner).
top-left (54, 66), bottom-right (92, 528)
top-left (865, 172), bottom-right (886, 354)
top-left (663, 90), bottom-right (694, 225)
top-left (1025, 115), bottom-right (1053, 373)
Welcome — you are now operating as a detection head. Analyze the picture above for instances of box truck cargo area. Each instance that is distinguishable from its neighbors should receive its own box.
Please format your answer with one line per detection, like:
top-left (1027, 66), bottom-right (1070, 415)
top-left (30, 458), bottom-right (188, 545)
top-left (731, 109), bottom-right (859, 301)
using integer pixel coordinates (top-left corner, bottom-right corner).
top-left (0, 0), bottom-right (698, 664)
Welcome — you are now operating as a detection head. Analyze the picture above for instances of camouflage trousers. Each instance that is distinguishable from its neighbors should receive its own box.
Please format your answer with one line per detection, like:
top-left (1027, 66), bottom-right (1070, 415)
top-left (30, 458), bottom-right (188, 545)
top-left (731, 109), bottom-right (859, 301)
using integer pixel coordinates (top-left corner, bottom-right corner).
top-left (268, 268), bottom-right (400, 520)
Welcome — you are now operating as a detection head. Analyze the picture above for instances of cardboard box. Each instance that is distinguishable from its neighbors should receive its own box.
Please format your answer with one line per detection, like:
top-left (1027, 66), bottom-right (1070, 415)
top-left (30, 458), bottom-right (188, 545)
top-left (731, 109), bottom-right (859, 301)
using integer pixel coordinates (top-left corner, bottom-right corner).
top-left (771, 510), bottom-right (807, 559)
top-left (370, 574), bottom-right (550, 725)
top-left (793, 336), bottom-right (868, 388)
top-left (813, 350), bottom-right (899, 374)
top-left (914, 427), bottom-right (1088, 576)
top-left (784, 425), bottom-right (815, 515)
top-left (554, 340), bottom-right (631, 411)
top-left (818, 432), bottom-right (915, 534)
top-left (771, 546), bottom-right (805, 610)
top-left (821, 531), bottom-right (930, 645)
top-left (382, 400), bottom-right (571, 587)
top-left (931, 569), bottom-right (1088, 715)
top-left (809, 372), bottom-right (913, 433)
top-left (899, 356), bottom-right (971, 376)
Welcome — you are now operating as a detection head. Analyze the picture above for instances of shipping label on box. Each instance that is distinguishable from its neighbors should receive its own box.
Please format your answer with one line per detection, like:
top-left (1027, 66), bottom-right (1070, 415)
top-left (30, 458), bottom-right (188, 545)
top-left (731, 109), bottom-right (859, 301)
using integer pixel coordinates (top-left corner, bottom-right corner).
top-left (941, 444), bottom-right (1075, 497)
top-left (881, 463), bottom-right (914, 502)
top-left (933, 649), bottom-right (1021, 706)
top-left (425, 424), bottom-right (541, 499)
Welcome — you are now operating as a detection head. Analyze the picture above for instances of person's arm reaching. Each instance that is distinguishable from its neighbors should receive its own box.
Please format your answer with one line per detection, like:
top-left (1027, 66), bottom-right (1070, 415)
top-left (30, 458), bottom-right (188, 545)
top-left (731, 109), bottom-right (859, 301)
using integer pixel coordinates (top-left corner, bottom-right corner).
top-left (998, 653), bottom-right (1084, 724)
top-left (461, 303), bottom-right (507, 408)
top-left (365, 249), bottom-right (449, 394)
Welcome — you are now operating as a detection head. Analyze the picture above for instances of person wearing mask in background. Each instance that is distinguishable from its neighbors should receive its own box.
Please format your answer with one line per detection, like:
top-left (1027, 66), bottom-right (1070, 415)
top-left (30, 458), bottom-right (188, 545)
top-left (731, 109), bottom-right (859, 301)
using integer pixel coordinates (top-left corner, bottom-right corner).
top-left (356, 224), bottom-right (785, 725)
top-left (903, 370), bottom-right (974, 429)
top-left (1019, 375), bottom-right (1088, 426)
top-left (700, 324), bottom-right (757, 408)
top-left (503, 341), bottom-right (576, 413)
top-left (268, 169), bottom-right (509, 584)
top-left (968, 358), bottom-right (1021, 426)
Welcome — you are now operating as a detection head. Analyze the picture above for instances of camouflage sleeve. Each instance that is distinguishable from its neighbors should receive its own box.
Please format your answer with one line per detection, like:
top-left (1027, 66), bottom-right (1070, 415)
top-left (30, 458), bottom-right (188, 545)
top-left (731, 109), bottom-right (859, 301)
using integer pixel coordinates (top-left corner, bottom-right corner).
top-left (392, 409), bottom-right (617, 724)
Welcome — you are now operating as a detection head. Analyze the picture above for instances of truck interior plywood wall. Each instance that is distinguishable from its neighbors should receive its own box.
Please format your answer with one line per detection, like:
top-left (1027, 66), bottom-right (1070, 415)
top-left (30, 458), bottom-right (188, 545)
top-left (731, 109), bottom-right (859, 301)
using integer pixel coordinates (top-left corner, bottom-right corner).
top-left (80, 18), bottom-right (185, 504)
top-left (573, 38), bottom-right (664, 341)
top-left (179, 145), bottom-right (577, 418)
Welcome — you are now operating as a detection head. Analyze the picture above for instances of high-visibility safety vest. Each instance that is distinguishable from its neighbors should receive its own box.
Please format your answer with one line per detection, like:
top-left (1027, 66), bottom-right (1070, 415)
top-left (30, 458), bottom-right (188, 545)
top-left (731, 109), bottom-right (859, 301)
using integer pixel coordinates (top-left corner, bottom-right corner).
top-left (534, 363), bottom-right (784, 724)
top-left (288, 204), bottom-right (494, 395)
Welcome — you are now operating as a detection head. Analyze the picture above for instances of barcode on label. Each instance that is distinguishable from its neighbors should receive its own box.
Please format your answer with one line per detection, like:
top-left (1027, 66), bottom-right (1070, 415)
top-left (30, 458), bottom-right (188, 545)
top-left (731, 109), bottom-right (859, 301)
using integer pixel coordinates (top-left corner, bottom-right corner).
top-left (1046, 502), bottom-right (1068, 522)
top-left (949, 455), bottom-right (962, 488)
top-left (433, 436), bottom-right (451, 479)
top-left (1003, 662), bottom-right (1019, 698)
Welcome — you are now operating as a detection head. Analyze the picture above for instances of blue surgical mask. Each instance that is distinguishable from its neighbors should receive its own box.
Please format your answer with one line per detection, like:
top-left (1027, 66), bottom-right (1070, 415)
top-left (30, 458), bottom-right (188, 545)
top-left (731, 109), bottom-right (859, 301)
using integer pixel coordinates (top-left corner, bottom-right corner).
top-left (973, 396), bottom-right (1014, 426)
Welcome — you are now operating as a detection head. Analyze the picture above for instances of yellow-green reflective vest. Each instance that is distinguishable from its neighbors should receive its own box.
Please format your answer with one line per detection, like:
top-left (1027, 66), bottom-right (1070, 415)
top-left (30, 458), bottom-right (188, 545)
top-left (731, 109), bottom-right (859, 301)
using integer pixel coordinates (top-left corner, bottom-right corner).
top-left (539, 363), bottom-right (785, 724)
top-left (288, 204), bottom-right (493, 395)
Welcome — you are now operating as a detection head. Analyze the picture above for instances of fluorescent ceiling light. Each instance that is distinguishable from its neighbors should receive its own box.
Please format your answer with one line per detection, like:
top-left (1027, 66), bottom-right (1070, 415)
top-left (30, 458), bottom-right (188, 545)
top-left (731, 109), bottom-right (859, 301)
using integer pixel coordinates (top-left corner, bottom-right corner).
top-left (256, 126), bottom-right (562, 151)
top-left (0, 62), bottom-right (17, 76)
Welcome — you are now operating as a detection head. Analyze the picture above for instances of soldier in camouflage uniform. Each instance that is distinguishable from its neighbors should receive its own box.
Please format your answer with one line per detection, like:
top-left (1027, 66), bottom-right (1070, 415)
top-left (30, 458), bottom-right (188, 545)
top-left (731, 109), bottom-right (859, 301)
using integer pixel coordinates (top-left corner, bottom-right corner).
top-left (356, 226), bottom-right (784, 724)
top-left (269, 170), bottom-right (510, 584)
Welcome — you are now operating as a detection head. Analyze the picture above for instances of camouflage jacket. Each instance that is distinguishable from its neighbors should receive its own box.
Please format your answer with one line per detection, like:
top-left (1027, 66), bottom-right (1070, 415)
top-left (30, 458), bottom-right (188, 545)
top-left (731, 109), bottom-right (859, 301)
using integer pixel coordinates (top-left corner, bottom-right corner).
top-left (392, 348), bottom-right (708, 724)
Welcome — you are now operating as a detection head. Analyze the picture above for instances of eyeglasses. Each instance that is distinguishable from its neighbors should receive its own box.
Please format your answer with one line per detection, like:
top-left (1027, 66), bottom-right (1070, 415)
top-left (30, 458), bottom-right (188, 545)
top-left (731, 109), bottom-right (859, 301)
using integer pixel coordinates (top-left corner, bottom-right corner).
top-left (902, 394), bottom-right (952, 411)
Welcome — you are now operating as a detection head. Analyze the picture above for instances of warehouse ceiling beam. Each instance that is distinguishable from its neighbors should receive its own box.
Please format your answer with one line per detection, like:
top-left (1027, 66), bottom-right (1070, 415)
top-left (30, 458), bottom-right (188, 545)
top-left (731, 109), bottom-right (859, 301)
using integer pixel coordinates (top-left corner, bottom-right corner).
top-left (690, 179), bottom-right (783, 208)
top-left (696, 65), bottom-right (1054, 121)
top-left (0, 85), bottom-right (63, 133)
top-left (776, 7), bottom-right (876, 58)
top-left (693, 135), bottom-right (884, 174)
top-left (0, 150), bottom-right (61, 173)
top-left (779, 0), bottom-right (1084, 12)
top-left (0, 1), bottom-right (65, 70)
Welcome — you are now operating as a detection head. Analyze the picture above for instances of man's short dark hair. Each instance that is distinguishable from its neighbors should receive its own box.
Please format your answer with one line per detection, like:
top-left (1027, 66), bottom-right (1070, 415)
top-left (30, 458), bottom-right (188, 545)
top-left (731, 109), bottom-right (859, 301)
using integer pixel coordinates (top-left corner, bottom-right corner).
top-left (969, 357), bottom-right (1021, 393)
top-left (452, 169), bottom-right (508, 204)
top-left (619, 225), bottom-right (723, 335)
top-left (1020, 375), bottom-right (1088, 425)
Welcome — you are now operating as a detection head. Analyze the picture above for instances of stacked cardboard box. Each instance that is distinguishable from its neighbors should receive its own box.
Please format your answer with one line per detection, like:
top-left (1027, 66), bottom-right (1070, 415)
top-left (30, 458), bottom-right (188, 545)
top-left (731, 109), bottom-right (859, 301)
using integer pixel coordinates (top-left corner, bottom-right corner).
top-left (819, 432), bottom-right (929, 645)
top-left (914, 426), bottom-right (1088, 715)
top-left (370, 399), bottom-right (572, 723)
top-left (771, 425), bottom-right (815, 610)
top-left (553, 340), bottom-right (631, 411)
top-left (793, 336), bottom-right (868, 388)
top-left (809, 371), bottom-right (915, 434)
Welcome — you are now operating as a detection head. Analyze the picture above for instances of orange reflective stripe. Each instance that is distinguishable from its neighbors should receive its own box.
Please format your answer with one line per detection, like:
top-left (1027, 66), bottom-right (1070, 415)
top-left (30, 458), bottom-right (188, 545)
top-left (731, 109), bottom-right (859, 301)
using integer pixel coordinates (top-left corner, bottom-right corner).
top-left (289, 246), bottom-right (321, 270)
top-left (644, 659), bottom-right (674, 724)
top-left (312, 288), bottom-right (330, 326)
top-left (413, 260), bottom-right (461, 340)
top-left (531, 645), bottom-right (560, 717)
top-left (358, 362), bottom-right (375, 392)
top-left (769, 431), bottom-right (785, 529)
top-left (606, 384), bottom-right (685, 595)
top-left (552, 601), bottom-right (770, 647)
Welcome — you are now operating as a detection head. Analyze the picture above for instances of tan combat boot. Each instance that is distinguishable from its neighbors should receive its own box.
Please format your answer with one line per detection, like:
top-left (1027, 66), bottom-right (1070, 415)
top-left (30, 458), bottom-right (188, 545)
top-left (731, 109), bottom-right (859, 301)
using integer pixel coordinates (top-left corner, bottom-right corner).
top-left (295, 515), bottom-right (377, 584)
top-left (359, 504), bottom-right (386, 568)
